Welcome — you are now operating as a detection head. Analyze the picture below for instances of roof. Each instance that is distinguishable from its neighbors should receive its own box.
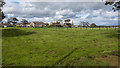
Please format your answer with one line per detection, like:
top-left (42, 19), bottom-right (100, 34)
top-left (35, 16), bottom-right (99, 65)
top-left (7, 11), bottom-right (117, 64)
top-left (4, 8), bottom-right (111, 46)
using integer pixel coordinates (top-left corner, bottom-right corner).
top-left (17, 23), bottom-right (23, 25)
top-left (64, 23), bottom-right (71, 25)
top-left (32, 22), bottom-right (44, 24)
top-left (26, 23), bottom-right (31, 25)
top-left (54, 24), bottom-right (61, 25)
top-left (2, 23), bottom-right (12, 26)
top-left (17, 23), bottom-right (31, 25)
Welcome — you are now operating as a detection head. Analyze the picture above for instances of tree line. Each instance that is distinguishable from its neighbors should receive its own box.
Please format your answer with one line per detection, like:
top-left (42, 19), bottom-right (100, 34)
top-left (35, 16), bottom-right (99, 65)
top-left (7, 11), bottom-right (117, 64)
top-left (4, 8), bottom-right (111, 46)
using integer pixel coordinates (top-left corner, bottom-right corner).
top-left (6, 17), bottom-right (29, 26)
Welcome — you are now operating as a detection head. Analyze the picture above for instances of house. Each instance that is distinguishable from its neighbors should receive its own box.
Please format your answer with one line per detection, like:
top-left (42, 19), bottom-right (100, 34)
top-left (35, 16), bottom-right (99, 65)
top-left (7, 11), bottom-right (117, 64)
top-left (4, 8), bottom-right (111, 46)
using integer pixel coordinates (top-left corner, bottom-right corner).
top-left (64, 23), bottom-right (72, 27)
top-left (1, 23), bottom-right (12, 28)
top-left (26, 23), bottom-right (31, 27)
top-left (17, 23), bottom-right (23, 27)
top-left (17, 23), bottom-right (31, 27)
top-left (31, 22), bottom-right (45, 27)
top-left (74, 25), bottom-right (80, 28)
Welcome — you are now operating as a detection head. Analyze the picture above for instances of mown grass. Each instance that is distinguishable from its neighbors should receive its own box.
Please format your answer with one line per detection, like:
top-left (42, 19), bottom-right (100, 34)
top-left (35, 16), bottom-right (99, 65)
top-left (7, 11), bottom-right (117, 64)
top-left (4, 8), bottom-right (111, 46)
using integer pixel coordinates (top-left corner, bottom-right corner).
top-left (2, 27), bottom-right (119, 66)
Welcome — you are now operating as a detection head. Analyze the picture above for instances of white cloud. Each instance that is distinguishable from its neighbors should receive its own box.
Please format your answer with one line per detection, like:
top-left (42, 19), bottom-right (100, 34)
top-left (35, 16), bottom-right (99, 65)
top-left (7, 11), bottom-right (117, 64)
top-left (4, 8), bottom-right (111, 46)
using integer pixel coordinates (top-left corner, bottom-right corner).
top-left (92, 16), bottom-right (103, 20)
top-left (28, 0), bottom-right (105, 2)
top-left (45, 17), bottom-right (50, 21)
top-left (54, 15), bottom-right (63, 19)
top-left (56, 9), bottom-right (74, 16)
top-left (105, 17), bottom-right (118, 21)
top-left (102, 11), bottom-right (118, 17)
top-left (80, 13), bottom-right (90, 19)
top-left (92, 9), bottom-right (102, 16)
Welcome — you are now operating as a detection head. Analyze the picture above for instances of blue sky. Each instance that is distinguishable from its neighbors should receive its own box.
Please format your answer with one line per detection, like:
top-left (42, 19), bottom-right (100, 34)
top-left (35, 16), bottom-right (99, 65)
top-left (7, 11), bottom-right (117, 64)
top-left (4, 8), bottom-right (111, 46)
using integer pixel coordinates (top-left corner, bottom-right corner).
top-left (2, 0), bottom-right (118, 26)
top-left (11, 1), bottom-right (19, 4)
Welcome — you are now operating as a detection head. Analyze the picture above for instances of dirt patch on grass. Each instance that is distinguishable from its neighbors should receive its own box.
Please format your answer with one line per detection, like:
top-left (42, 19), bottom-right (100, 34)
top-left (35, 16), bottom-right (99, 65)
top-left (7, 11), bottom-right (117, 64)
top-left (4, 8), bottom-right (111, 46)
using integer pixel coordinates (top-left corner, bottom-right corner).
top-left (76, 57), bottom-right (81, 60)
top-left (93, 44), bottom-right (97, 47)
top-left (93, 39), bottom-right (98, 43)
top-left (95, 55), bottom-right (118, 66)
top-left (9, 63), bottom-right (16, 66)
top-left (107, 45), bottom-right (111, 48)
top-left (80, 47), bottom-right (84, 50)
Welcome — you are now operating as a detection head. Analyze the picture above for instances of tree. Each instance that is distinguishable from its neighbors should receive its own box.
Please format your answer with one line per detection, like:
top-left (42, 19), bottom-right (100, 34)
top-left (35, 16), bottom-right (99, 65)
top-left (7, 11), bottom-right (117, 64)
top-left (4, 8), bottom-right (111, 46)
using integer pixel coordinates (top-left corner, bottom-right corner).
top-left (7, 19), bottom-right (12, 24)
top-left (45, 23), bottom-right (49, 26)
top-left (0, 0), bottom-right (5, 22)
top-left (57, 19), bottom-right (62, 22)
top-left (21, 19), bottom-right (28, 26)
top-left (80, 21), bottom-right (89, 27)
top-left (56, 21), bottom-right (61, 24)
top-left (90, 23), bottom-right (96, 27)
top-left (57, 19), bottom-right (63, 24)
top-left (86, 22), bottom-right (89, 27)
top-left (64, 19), bottom-right (71, 23)
top-left (105, 0), bottom-right (120, 11)
top-left (10, 17), bottom-right (18, 26)
top-left (80, 21), bottom-right (85, 27)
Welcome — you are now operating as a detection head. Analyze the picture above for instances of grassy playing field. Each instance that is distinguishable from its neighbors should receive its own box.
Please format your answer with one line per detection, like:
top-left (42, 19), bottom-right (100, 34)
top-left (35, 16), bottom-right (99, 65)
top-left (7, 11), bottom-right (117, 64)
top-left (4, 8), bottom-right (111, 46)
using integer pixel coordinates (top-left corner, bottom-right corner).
top-left (2, 27), bottom-right (119, 66)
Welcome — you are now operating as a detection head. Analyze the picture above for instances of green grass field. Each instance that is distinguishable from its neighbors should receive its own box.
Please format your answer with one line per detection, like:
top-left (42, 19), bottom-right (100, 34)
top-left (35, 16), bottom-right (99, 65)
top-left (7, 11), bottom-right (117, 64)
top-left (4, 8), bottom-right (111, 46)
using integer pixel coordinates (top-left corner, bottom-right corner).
top-left (2, 27), bottom-right (119, 66)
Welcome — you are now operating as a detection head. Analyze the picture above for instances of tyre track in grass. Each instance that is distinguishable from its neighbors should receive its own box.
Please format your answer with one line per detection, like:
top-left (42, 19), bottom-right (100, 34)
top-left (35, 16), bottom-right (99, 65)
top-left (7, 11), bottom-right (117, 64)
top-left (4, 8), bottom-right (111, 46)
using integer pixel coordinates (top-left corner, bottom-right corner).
top-left (52, 48), bottom-right (79, 66)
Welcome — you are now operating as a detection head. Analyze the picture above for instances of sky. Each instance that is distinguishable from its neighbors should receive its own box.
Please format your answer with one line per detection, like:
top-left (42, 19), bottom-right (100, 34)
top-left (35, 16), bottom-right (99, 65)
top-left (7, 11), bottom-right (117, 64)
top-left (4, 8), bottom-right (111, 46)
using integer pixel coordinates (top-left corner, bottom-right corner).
top-left (2, 0), bottom-right (119, 26)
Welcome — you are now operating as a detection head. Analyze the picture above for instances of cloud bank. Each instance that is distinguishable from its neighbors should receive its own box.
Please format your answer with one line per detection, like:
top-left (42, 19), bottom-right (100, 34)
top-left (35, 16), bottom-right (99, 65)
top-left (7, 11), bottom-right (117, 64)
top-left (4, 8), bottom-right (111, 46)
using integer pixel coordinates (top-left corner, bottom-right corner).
top-left (2, 0), bottom-right (118, 25)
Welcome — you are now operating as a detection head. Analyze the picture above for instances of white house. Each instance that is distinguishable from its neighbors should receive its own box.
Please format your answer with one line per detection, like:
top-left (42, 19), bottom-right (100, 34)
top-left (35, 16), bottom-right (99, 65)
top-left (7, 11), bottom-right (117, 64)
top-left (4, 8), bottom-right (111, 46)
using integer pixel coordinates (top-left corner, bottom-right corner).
top-left (31, 22), bottom-right (45, 27)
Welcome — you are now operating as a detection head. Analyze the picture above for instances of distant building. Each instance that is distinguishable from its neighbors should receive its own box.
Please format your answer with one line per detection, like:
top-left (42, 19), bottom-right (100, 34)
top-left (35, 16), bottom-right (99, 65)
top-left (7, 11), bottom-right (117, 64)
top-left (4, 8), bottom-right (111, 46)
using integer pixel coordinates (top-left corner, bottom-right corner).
top-left (64, 23), bottom-right (72, 27)
top-left (17, 23), bottom-right (31, 27)
top-left (1, 23), bottom-right (12, 28)
top-left (31, 22), bottom-right (45, 27)
top-left (17, 23), bottom-right (23, 27)
top-left (26, 23), bottom-right (31, 27)
top-left (74, 25), bottom-right (80, 28)
top-left (72, 20), bottom-right (75, 27)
